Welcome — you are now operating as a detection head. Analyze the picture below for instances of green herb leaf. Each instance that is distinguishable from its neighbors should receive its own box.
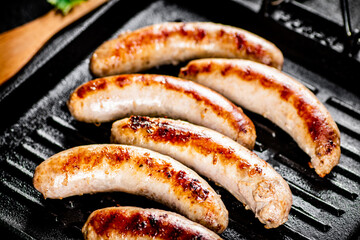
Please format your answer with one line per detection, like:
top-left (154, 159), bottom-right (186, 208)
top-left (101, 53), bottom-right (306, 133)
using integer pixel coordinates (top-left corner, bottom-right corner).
top-left (47, 0), bottom-right (87, 15)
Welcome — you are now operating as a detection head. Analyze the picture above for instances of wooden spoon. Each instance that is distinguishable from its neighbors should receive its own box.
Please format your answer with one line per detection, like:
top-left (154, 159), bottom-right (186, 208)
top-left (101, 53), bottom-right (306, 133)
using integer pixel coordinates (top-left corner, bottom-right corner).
top-left (0, 0), bottom-right (108, 86)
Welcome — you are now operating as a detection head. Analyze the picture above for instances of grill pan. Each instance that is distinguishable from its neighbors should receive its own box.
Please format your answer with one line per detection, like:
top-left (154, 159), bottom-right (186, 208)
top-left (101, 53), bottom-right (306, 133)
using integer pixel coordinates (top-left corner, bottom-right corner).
top-left (0, 0), bottom-right (359, 239)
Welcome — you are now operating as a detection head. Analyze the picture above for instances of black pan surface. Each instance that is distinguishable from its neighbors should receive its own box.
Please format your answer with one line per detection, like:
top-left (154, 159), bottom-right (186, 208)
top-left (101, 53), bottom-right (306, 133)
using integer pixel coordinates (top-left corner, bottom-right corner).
top-left (0, 0), bottom-right (359, 239)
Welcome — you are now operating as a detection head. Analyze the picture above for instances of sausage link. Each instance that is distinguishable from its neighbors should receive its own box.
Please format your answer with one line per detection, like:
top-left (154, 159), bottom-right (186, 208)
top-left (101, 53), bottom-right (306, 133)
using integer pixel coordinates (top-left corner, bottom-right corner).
top-left (179, 58), bottom-right (340, 177)
top-left (111, 116), bottom-right (292, 228)
top-left (82, 206), bottom-right (223, 240)
top-left (33, 144), bottom-right (228, 233)
top-left (67, 74), bottom-right (256, 149)
top-left (90, 22), bottom-right (283, 76)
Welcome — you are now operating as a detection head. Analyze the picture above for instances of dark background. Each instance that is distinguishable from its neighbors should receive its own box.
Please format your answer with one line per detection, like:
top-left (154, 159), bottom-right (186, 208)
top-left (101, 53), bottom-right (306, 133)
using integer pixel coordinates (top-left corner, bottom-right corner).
top-left (0, 1), bottom-right (359, 239)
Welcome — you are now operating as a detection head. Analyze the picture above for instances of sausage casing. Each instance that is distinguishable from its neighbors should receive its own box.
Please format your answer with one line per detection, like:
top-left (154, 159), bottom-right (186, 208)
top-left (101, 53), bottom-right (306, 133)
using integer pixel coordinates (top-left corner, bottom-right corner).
top-left (111, 116), bottom-right (292, 228)
top-left (82, 206), bottom-right (223, 240)
top-left (179, 58), bottom-right (340, 177)
top-left (67, 74), bottom-right (256, 149)
top-left (33, 144), bottom-right (228, 233)
top-left (90, 22), bottom-right (283, 76)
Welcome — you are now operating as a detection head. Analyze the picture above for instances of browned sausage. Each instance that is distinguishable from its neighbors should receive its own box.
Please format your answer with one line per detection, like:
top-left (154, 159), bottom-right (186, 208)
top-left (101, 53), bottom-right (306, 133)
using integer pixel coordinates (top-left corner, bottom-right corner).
top-left (179, 58), bottom-right (341, 177)
top-left (33, 144), bottom-right (228, 233)
top-left (82, 206), bottom-right (223, 240)
top-left (90, 22), bottom-right (283, 77)
top-left (67, 74), bottom-right (256, 149)
top-left (111, 116), bottom-right (292, 228)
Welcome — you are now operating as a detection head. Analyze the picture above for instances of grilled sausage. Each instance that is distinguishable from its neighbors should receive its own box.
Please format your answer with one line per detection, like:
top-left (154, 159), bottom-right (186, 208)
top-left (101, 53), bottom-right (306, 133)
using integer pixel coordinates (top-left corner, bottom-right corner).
top-left (33, 144), bottom-right (228, 233)
top-left (179, 58), bottom-right (341, 177)
top-left (111, 116), bottom-right (292, 229)
top-left (90, 22), bottom-right (284, 77)
top-left (82, 206), bottom-right (223, 240)
top-left (67, 74), bottom-right (256, 149)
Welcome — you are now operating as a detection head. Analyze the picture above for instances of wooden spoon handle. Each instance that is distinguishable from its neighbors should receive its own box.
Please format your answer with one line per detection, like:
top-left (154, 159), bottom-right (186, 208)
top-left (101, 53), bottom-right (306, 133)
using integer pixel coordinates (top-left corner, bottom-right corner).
top-left (0, 0), bottom-right (108, 86)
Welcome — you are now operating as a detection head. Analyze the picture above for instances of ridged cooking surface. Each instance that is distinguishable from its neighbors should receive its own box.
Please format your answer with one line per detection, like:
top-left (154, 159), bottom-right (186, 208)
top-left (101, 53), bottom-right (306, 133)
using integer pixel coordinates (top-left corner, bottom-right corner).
top-left (0, 0), bottom-right (359, 239)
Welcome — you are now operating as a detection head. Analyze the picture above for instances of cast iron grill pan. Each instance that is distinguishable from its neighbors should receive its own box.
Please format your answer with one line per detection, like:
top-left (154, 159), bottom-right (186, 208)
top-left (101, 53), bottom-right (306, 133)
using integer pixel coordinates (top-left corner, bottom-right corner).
top-left (0, 0), bottom-right (359, 239)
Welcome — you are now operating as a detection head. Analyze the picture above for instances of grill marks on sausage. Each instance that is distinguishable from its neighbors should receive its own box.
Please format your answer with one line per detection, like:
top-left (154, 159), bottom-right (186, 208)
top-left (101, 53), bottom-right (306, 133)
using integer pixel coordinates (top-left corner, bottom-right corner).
top-left (115, 23), bottom-right (208, 55)
top-left (76, 78), bottom-right (107, 98)
top-left (56, 145), bottom-right (209, 201)
top-left (181, 62), bottom-right (339, 157)
top-left (146, 75), bottom-right (249, 136)
top-left (88, 209), bottom-right (209, 239)
top-left (175, 171), bottom-right (209, 201)
top-left (73, 74), bottom-right (253, 136)
top-left (60, 146), bottom-right (130, 174)
top-left (122, 116), bottom-right (262, 176)
top-left (110, 22), bottom-right (270, 66)
top-left (179, 23), bottom-right (206, 42)
top-left (115, 75), bottom-right (133, 87)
